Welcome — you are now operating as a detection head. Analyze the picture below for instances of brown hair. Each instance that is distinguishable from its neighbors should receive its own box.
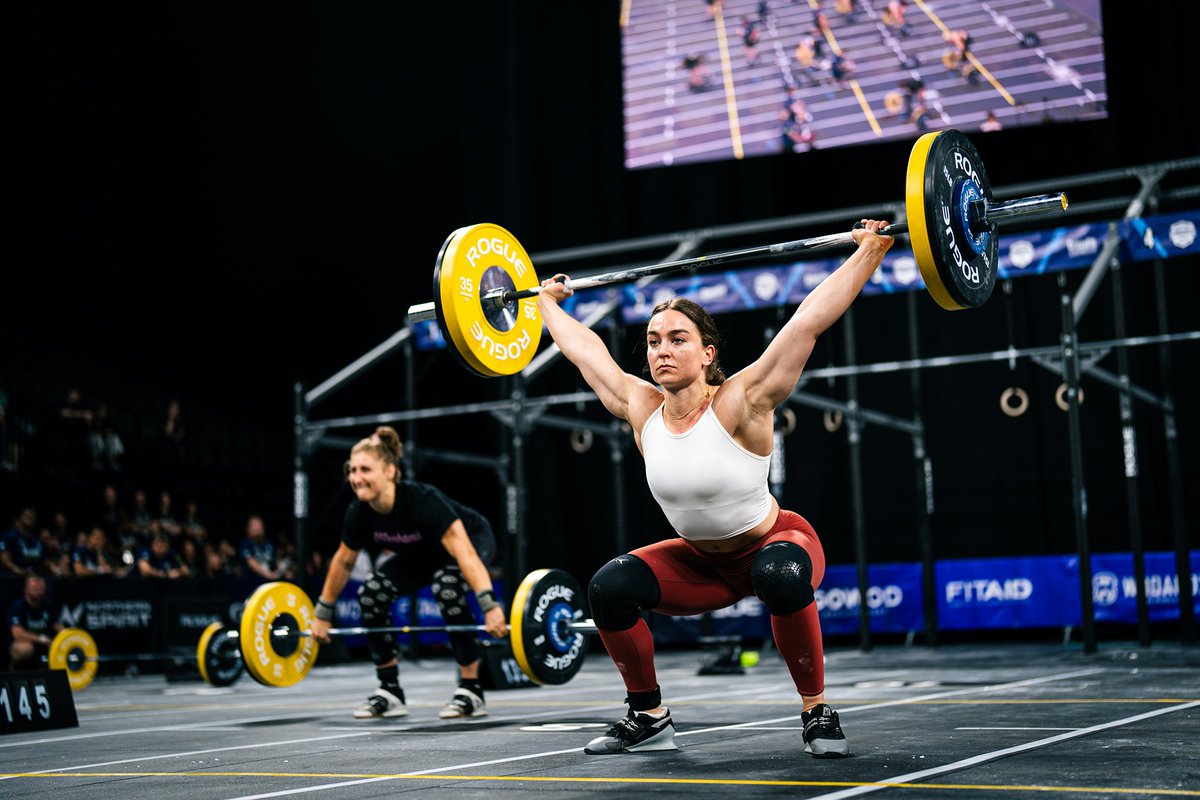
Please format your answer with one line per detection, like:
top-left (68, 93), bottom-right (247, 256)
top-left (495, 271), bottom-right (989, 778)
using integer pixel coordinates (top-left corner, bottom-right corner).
top-left (644, 297), bottom-right (726, 385)
top-left (346, 426), bottom-right (404, 482)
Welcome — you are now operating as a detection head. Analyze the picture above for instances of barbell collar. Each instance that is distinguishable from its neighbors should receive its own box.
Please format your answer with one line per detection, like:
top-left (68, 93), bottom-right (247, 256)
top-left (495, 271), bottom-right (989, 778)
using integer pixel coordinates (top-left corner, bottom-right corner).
top-left (971, 192), bottom-right (1069, 233)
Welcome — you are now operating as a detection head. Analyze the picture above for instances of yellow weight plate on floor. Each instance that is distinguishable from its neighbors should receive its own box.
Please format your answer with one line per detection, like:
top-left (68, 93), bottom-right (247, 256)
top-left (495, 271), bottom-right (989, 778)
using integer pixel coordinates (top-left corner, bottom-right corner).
top-left (197, 621), bottom-right (243, 687)
top-left (239, 581), bottom-right (318, 688)
top-left (510, 568), bottom-right (588, 685)
top-left (48, 628), bottom-right (98, 692)
top-left (433, 222), bottom-right (542, 378)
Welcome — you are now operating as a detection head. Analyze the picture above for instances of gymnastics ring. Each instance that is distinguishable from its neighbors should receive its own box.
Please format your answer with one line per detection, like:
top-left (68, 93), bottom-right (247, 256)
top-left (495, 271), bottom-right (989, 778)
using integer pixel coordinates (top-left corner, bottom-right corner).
top-left (823, 409), bottom-right (844, 433)
top-left (1055, 383), bottom-right (1084, 412)
top-left (569, 428), bottom-right (594, 454)
top-left (999, 387), bottom-right (1029, 417)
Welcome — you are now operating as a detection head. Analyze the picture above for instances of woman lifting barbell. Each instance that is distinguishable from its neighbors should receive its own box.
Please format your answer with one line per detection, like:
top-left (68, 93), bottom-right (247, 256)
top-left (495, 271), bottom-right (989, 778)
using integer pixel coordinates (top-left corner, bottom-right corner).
top-left (309, 427), bottom-right (508, 720)
top-left (536, 219), bottom-right (895, 756)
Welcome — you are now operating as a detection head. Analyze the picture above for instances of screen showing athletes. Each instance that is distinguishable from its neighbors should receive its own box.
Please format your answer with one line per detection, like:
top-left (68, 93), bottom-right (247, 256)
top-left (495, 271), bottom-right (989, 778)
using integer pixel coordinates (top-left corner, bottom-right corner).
top-left (621, 0), bottom-right (1107, 168)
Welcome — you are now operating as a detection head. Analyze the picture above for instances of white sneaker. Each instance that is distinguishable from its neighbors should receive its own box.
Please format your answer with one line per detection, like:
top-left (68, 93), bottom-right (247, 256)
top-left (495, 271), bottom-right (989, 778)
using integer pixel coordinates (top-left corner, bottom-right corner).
top-left (353, 688), bottom-right (408, 719)
top-left (584, 708), bottom-right (677, 754)
top-left (438, 686), bottom-right (487, 719)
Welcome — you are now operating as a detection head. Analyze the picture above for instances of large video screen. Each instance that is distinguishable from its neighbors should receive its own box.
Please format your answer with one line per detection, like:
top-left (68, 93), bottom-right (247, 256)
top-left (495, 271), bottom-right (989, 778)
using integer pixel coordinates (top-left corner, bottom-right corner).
top-left (621, 0), bottom-right (1107, 169)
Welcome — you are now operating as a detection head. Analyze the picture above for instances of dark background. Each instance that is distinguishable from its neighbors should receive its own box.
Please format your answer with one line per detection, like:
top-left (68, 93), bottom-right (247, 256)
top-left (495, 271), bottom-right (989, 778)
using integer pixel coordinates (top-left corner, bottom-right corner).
top-left (3, 2), bottom-right (1198, 595)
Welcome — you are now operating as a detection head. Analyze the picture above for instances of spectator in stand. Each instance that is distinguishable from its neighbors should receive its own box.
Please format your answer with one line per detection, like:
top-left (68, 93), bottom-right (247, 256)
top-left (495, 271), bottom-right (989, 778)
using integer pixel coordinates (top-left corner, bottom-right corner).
top-left (1, 508), bottom-right (44, 576)
top-left (980, 110), bottom-right (1003, 132)
top-left (124, 489), bottom-right (154, 544)
top-left (72, 527), bottom-right (126, 578)
top-left (883, 0), bottom-right (910, 36)
top-left (830, 52), bottom-right (855, 91)
top-left (793, 37), bottom-right (820, 86)
top-left (178, 537), bottom-right (202, 576)
top-left (97, 484), bottom-right (124, 541)
top-left (162, 399), bottom-right (186, 466)
top-left (740, 16), bottom-right (762, 66)
top-left (682, 53), bottom-right (711, 92)
top-left (88, 403), bottom-right (125, 473)
top-left (137, 532), bottom-right (188, 579)
top-left (780, 87), bottom-right (816, 151)
top-left (7, 575), bottom-right (61, 669)
top-left (181, 500), bottom-right (207, 544)
top-left (156, 490), bottom-right (183, 539)
top-left (836, 0), bottom-right (858, 24)
top-left (239, 514), bottom-right (282, 589)
top-left (38, 525), bottom-right (69, 578)
top-left (202, 542), bottom-right (237, 580)
top-left (703, 0), bottom-right (722, 21)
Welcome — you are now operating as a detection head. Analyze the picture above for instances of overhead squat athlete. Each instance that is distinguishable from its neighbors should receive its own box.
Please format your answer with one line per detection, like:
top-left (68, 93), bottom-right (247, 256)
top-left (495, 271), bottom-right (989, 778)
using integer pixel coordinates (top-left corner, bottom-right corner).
top-left (536, 220), bottom-right (894, 755)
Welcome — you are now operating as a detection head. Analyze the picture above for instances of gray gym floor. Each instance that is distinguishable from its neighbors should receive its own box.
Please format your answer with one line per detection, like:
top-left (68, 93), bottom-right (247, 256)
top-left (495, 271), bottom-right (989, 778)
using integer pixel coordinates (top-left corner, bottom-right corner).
top-left (1, 642), bottom-right (1197, 799)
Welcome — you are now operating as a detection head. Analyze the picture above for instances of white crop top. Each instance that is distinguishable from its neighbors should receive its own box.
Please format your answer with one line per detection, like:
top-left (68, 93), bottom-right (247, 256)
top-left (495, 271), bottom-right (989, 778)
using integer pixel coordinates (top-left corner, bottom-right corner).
top-left (641, 403), bottom-right (772, 541)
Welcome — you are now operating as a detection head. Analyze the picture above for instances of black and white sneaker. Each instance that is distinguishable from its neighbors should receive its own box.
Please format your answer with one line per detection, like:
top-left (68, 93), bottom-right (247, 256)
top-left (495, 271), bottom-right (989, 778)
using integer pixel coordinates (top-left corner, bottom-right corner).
top-left (353, 688), bottom-right (408, 719)
top-left (584, 708), bottom-right (677, 754)
top-left (802, 703), bottom-right (849, 758)
top-left (439, 686), bottom-right (487, 719)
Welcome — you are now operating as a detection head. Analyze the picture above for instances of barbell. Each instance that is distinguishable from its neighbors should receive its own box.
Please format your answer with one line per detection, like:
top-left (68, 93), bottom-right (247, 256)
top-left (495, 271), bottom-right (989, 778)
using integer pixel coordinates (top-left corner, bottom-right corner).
top-left (404, 129), bottom-right (1069, 378)
top-left (233, 568), bottom-right (596, 689)
top-left (45, 624), bottom-right (245, 692)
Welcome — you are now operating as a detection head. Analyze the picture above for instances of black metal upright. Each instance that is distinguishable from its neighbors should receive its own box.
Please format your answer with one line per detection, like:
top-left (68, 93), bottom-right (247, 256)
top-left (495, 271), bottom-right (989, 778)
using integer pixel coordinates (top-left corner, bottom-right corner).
top-left (293, 382), bottom-right (310, 590)
top-left (509, 380), bottom-right (529, 584)
top-left (1059, 291), bottom-right (1096, 653)
top-left (1109, 254), bottom-right (1151, 646)
top-left (1153, 259), bottom-right (1196, 644)
top-left (843, 308), bottom-right (872, 652)
top-left (907, 293), bottom-right (937, 646)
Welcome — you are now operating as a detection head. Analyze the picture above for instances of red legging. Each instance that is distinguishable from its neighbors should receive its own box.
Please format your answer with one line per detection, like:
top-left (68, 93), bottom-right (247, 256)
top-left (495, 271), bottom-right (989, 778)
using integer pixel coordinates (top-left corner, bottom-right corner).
top-left (597, 510), bottom-right (827, 697)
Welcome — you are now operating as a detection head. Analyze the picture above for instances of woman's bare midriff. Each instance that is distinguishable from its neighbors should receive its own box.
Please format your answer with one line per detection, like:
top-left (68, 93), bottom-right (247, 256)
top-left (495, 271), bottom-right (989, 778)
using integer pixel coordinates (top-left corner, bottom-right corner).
top-left (685, 501), bottom-right (780, 553)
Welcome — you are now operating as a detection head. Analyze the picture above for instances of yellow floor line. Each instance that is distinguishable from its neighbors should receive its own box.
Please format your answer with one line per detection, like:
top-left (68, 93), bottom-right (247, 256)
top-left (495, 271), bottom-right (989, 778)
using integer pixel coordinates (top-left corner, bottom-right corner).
top-left (712, 5), bottom-right (744, 159)
top-left (3, 772), bottom-right (1198, 796)
top-left (619, 0), bottom-right (631, 29)
top-left (911, 0), bottom-right (1016, 105)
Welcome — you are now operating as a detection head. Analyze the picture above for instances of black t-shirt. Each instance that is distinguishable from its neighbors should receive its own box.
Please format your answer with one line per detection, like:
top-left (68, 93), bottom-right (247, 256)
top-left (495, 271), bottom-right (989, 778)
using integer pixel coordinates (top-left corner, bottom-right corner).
top-left (342, 481), bottom-right (490, 568)
top-left (8, 598), bottom-right (55, 637)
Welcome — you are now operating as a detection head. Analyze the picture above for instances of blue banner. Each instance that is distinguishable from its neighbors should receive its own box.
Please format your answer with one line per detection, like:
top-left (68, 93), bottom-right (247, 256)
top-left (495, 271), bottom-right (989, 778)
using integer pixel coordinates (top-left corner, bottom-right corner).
top-left (815, 562), bottom-right (924, 635)
top-left (937, 555), bottom-right (1080, 631)
top-left (1091, 551), bottom-right (1200, 623)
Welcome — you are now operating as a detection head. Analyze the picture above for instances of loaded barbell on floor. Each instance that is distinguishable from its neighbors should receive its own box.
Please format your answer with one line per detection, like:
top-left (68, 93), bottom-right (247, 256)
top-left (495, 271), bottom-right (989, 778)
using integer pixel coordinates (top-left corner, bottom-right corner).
top-left (405, 129), bottom-right (1070, 378)
top-left (45, 625), bottom-right (245, 692)
top-left (234, 569), bottom-right (596, 689)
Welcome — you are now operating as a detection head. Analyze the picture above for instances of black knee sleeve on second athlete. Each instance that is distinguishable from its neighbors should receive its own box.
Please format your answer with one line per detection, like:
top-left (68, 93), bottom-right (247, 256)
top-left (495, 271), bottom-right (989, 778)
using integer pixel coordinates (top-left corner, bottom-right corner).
top-left (749, 541), bottom-right (815, 615)
top-left (359, 575), bottom-right (399, 666)
top-left (433, 568), bottom-right (482, 666)
top-left (589, 554), bottom-right (660, 631)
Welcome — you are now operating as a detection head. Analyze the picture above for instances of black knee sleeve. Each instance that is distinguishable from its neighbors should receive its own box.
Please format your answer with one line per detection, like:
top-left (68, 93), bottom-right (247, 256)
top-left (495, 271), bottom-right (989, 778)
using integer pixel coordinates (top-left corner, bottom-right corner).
top-left (358, 575), bottom-right (399, 665)
top-left (588, 554), bottom-right (660, 631)
top-left (432, 567), bottom-right (481, 666)
top-left (750, 541), bottom-right (815, 615)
